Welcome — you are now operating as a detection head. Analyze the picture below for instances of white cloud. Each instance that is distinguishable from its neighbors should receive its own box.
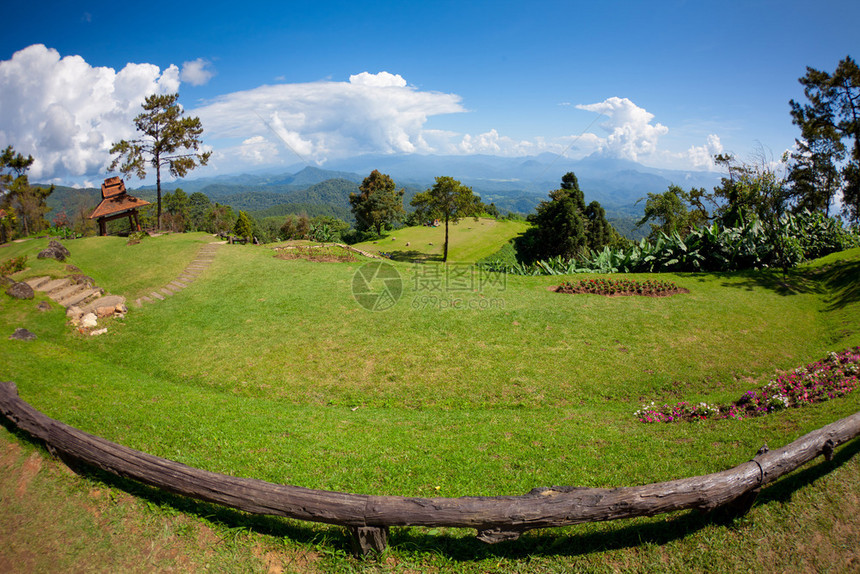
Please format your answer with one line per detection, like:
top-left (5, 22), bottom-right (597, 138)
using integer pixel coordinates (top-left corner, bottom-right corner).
top-left (0, 44), bottom-right (179, 180)
top-left (348, 71), bottom-right (407, 88)
top-left (181, 58), bottom-right (215, 86)
top-left (236, 135), bottom-right (280, 164)
top-left (687, 134), bottom-right (724, 170)
top-left (576, 97), bottom-right (669, 161)
top-left (193, 71), bottom-right (466, 166)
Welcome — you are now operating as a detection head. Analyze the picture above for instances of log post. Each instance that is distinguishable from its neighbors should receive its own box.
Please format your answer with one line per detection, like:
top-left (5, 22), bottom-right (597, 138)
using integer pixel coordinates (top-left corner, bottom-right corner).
top-left (347, 525), bottom-right (389, 556)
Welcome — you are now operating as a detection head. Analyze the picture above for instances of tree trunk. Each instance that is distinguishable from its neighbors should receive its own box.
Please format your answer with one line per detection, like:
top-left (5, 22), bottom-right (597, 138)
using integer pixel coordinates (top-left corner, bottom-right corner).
top-left (443, 215), bottom-right (449, 262)
top-left (155, 155), bottom-right (162, 231)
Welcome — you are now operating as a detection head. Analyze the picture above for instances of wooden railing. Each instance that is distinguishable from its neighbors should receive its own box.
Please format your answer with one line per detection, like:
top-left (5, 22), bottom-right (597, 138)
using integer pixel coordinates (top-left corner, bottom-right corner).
top-left (1, 381), bottom-right (857, 556)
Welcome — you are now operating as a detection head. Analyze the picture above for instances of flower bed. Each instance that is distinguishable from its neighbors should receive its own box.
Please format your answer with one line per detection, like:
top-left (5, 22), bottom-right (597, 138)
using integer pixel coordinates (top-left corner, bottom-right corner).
top-left (636, 347), bottom-right (860, 423)
top-left (556, 278), bottom-right (688, 297)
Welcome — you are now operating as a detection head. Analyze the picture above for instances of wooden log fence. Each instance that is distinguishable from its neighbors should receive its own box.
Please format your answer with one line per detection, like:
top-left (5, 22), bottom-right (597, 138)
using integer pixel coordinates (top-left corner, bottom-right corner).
top-left (1, 381), bottom-right (858, 556)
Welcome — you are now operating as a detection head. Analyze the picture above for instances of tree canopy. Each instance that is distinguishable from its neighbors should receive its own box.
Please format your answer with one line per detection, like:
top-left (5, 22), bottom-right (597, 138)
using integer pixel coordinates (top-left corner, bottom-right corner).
top-left (0, 145), bottom-right (53, 241)
top-left (636, 185), bottom-right (711, 240)
top-left (410, 176), bottom-right (482, 262)
top-left (516, 172), bottom-right (616, 262)
top-left (349, 170), bottom-right (405, 236)
top-left (109, 93), bottom-right (211, 229)
top-left (789, 56), bottom-right (860, 222)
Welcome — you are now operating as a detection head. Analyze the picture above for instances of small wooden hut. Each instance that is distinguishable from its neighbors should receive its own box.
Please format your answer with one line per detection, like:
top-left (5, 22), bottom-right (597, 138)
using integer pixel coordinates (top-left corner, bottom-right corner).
top-left (89, 177), bottom-right (150, 236)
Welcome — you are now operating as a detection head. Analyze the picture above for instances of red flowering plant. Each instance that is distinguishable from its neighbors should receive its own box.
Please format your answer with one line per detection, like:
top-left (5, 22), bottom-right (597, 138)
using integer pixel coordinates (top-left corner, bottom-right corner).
top-left (636, 347), bottom-right (860, 423)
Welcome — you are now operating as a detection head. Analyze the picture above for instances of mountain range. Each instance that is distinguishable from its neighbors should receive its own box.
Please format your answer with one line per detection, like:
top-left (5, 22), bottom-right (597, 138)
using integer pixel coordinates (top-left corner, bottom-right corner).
top-left (44, 153), bottom-right (724, 233)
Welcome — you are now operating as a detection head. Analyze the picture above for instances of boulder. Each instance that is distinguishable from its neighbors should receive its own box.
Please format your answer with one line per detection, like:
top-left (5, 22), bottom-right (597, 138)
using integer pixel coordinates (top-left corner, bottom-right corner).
top-left (96, 306), bottom-right (116, 318)
top-left (66, 306), bottom-right (83, 321)
top-left (6, 282), bottom-right (34, 300)
top-left (80, 313), bottom-right (98, 329)
top-left (37, 240), bottom-right (70, 262)
top-left (9, 328), bottom-right (36, 341)
top-left (90, 328), bottom-right (108, 336)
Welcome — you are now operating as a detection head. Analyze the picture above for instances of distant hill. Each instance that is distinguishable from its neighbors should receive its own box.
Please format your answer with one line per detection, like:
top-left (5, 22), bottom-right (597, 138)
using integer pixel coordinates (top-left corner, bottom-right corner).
top-left (39, 154), bottom-right (721, 235)
top-left (44, 185), bottom-right (101, 221)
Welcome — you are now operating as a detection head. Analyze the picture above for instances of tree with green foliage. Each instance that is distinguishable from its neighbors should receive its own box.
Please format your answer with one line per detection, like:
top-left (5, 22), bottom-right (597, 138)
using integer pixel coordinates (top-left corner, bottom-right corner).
top-left (349, 170), bottom-right (405, 236)
top-left (516, 172), bottom-right (616, 262)
top-left (0, 146), bottom-right (53, 239)
top-left (712, 153), bottom-right (788, 227)
top-left (208, 203), bottom-right (235, 235)
top-left (233, 211), bottom-right (253, 242)
top-left (789, 56), bottom-right (860, 222)
top-left (163, 188), bottom-right (190, 232)
top-left (410, 176), bottom-right (482, 262)
top-left (188, 192), bottom-right (212, 231)
top-left (109, 93), bottom-right (211, 230)
top-left (636, 185), bottom-right (711, 240)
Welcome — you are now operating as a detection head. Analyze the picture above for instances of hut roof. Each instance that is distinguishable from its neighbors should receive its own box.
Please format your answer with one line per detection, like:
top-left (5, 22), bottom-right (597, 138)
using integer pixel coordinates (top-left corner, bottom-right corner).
top-left (89, 178), bottom-right (150, 219)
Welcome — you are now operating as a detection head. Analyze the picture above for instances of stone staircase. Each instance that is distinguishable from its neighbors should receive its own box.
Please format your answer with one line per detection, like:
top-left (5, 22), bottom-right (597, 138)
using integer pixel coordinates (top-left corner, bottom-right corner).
top-left (23, 275), bottom-right (123, 314)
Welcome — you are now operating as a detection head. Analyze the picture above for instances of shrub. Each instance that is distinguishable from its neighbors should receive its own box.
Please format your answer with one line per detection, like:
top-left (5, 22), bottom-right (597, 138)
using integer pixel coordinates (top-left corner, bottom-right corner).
top-left (0, 255), bottom-right (27, 275)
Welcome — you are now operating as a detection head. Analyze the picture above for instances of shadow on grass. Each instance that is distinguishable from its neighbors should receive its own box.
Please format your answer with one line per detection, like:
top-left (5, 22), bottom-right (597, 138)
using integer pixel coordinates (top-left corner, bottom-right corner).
top-left (384, 249), bottom-right (443, 263)
top-left (703, 257), bottom-right (860, 311)
top-left (3, 416), bottom-right (858, 562)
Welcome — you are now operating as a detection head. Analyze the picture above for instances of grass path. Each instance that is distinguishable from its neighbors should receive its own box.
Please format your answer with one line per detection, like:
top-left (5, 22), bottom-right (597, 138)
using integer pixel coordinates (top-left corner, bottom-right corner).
top-left (132, 242), bottom-right (224, 307)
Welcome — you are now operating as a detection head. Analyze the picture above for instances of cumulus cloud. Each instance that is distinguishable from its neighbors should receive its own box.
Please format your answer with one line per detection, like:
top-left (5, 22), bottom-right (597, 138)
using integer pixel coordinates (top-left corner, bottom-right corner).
top-left (181, 58), bottom-right (215, 86)
top-left (576, 97), bottom-right (669, 161)
top-left (193, 71), bottom-right (466, 165)
top-left (0, 44), bottom-right (179, 180)
top-left (687, 134), bottom-right (724, 170)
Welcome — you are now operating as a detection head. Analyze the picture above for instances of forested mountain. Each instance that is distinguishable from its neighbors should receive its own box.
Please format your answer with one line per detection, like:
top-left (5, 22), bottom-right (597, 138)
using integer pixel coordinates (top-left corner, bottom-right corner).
top-left (40, 154), bottom-right (715, 241)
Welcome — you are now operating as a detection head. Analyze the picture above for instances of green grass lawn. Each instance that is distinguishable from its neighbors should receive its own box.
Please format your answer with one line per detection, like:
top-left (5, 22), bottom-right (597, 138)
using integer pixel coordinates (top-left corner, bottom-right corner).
top-left (1, 234), bottom-right (859, 572)
top-left (352, 217), bottom-right (528, 262)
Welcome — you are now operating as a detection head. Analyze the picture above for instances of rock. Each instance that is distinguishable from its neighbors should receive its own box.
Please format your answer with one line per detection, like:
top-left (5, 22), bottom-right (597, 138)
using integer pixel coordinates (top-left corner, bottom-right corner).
top-left (96, 306), bottom-right (116, 318)
top-left (405, 242), bottom-right (410, 247)
top-left (114, 304), bottom-right (127, 314)
top-left (80, 294), bottom-right (125, 316)
top-left (66, 306), bottom-right (83, 320)
top-left (9, 328), bottom-right (36, 341)
top-left (37, 301), bottom-right (51, 312)
top-left (6, 282), bottom-right (34, 300)
top-left (68, 274), bottom-right (95, 286)
top-left (80, 313), bottom-right (98, 328)
top-left (37, 240), bottom-right (71, 262)
top-left (65, 264), bottom-right (81, 272)
top-left (90, 328), bottom-right (108, 336)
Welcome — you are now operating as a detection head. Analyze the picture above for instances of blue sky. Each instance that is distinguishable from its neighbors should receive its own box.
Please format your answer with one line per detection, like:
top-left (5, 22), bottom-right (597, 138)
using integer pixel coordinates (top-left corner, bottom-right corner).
top-left (1, 1), bottom-right (858, 185)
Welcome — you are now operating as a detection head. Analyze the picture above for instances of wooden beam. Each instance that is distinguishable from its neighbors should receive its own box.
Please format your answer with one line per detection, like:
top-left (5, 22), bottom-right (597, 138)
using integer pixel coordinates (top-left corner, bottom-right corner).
top-left (0, 381), bottom-right (857, 556)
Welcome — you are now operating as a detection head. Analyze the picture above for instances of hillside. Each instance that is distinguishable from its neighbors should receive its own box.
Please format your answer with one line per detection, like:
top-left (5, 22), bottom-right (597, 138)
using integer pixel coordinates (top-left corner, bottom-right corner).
top-left (352, 217), bottom-right (529, 262)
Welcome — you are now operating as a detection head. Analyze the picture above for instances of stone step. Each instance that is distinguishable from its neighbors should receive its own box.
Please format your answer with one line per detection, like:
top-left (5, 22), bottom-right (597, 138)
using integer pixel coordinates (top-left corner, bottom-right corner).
top-left (80, 294), bottom-right (126, 315)
top-left (23, 276), bottom-right (51, 290)
top-left (35, 278), bottom-right (70, 293)
top-left (50, 283), bottom-right (88, 303)
top-left (150, 291), bottom-right (165, 301)
top-left (159, 287), bottom-right (174, 296)
top-left (59, 287), bottom-right (101, 308)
